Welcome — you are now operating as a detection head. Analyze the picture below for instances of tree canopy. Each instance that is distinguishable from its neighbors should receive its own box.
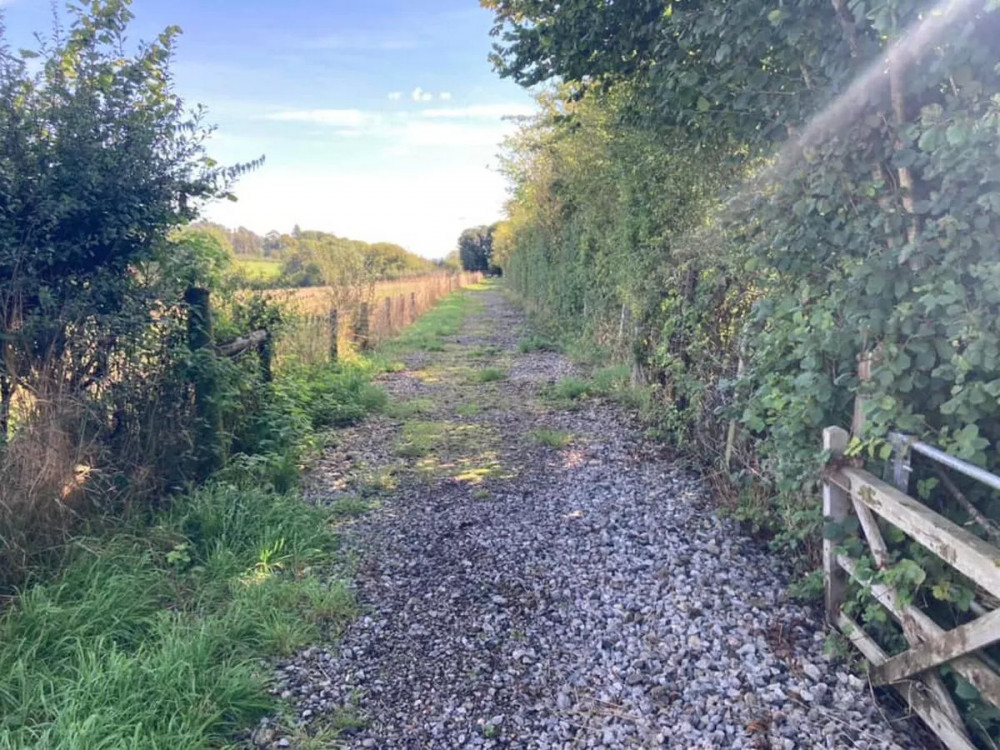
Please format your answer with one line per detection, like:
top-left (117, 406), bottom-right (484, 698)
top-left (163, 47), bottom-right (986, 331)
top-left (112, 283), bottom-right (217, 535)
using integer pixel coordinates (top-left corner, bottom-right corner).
top-left (457, 225), bottom-right (498, 273)
top-left (0, 0), bottom-right (260, 402)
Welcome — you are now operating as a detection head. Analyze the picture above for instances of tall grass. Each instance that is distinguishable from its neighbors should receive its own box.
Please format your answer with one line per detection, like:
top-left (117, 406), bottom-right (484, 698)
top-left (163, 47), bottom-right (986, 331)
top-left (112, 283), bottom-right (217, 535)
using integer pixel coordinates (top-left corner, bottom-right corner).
top-left (0, 483), bottom-right (353, 749)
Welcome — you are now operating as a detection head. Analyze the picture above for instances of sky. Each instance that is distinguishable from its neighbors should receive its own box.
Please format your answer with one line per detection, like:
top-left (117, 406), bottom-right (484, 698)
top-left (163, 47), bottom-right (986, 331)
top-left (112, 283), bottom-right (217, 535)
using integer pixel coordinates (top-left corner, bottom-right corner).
top-left (0, 0), bottom-right (537, 258)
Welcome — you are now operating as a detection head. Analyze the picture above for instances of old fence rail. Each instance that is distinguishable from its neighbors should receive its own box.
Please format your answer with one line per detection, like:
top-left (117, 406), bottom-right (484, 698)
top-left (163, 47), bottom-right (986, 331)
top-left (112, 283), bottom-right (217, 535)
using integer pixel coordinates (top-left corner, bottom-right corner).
top-left (822, 425), bottom-right (1000, 749)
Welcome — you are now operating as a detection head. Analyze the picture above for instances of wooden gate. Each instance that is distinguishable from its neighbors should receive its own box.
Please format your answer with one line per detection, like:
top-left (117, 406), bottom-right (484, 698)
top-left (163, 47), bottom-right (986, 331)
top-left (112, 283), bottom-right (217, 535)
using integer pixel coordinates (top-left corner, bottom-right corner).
top-left (822, 426), bottom-right (1000, 749)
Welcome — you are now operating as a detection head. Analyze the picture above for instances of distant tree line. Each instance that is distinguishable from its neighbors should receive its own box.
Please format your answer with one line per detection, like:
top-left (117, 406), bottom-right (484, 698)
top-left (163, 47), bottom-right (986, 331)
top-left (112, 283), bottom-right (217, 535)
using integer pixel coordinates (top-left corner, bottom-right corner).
top-left (185, 222), bottom-right (440, 288)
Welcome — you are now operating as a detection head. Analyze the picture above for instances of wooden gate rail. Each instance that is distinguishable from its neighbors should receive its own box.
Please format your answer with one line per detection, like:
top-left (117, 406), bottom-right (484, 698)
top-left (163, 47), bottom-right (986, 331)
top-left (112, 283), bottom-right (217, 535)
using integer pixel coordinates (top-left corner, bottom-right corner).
top-left (822, 425), bottom-right (1000, 750)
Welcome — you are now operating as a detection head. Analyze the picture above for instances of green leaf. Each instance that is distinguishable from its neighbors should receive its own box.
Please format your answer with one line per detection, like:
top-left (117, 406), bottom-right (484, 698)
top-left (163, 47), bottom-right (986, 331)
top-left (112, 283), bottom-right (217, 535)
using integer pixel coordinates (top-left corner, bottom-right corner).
top-left (954, 676), bottom-right (980, 701)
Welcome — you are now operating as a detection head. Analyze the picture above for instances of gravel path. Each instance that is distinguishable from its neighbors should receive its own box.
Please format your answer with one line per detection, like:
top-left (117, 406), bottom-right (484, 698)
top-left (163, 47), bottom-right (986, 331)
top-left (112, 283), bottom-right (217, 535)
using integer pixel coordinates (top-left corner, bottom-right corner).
top-left (260, 288), bottom-right (928, 749)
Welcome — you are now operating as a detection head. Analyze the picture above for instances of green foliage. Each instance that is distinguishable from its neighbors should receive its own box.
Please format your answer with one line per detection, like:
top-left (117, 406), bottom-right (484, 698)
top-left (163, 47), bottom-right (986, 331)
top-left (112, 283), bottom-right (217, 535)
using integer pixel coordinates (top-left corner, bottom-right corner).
top-left (0, 482), bottom-right (352, 748)
top-left (546, 376), bottom-right (591, 403)
top-left (531, 428), bottom-right (573, 448)
top-left (236, 258), bottom-right (283, 282)
top-left (277, 231), bottom-right (434, 291)
top-left (458, 225), bottom-right (499, 273)
top-left (0, 0), bottom-right (260, 406)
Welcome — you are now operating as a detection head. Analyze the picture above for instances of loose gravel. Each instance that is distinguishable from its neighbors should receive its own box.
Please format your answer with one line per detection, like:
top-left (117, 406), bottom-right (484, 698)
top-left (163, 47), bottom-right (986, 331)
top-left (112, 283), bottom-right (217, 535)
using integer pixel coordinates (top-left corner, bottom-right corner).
top-left (256, 289), bottom-right (929, 749)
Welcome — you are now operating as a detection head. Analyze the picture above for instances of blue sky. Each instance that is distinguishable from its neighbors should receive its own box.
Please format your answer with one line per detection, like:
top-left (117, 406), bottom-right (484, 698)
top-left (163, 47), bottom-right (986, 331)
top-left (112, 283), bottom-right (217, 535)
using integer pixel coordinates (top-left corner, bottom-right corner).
top-left (0, 0), bottom-right (536, 257)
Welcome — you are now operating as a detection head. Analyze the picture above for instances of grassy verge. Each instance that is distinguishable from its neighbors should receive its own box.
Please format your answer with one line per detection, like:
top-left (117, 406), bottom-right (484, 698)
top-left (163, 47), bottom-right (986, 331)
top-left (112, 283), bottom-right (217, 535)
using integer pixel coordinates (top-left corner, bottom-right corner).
top-left (0, 484), bottom-right (352, 748)
top-left (376, 286), bottom-right (485, 361)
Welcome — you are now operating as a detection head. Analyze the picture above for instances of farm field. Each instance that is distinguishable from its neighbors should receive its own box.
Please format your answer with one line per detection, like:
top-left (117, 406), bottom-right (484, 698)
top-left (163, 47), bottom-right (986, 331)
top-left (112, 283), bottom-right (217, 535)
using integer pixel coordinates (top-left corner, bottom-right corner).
top-left (235, 257), bottom-right (282, 281)
top-left (268, 273), bottom-right (466, 315)
top-left (271, 272), bottom-right (484, 367)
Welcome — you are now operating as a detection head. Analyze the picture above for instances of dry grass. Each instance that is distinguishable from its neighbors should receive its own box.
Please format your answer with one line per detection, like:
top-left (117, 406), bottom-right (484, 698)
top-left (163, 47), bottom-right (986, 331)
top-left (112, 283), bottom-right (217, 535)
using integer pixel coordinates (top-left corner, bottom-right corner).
top-left (0, 392), bottom-right (100, 585)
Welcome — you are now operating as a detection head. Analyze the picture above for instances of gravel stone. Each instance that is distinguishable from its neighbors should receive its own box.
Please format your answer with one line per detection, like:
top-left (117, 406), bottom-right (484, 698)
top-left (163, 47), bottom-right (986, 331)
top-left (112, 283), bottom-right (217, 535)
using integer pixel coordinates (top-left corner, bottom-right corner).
top-left (257, 289), bottom-right (931, 750)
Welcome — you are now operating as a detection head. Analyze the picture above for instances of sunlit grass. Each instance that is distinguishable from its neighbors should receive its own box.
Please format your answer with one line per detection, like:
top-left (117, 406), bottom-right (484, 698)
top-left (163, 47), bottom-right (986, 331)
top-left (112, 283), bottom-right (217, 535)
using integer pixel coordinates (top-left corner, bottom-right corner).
top-left (0, 484), bottom-right (356, 748)
top-left (531, 428), bottom-right (573, 448)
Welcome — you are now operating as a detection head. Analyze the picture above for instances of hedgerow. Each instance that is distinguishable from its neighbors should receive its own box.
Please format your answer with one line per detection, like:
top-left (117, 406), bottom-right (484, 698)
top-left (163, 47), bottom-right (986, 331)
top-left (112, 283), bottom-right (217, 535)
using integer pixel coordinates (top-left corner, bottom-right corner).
top-left (487, 0), bottom-right (1000, 741)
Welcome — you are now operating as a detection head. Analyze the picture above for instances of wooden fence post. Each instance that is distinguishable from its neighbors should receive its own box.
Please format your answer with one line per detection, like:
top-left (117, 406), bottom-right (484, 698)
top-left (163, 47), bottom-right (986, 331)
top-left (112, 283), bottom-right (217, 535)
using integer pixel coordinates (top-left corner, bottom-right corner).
top-left (258, 330), bottom-right (273, 384)
top-left (384, 296), bottom-right (392, 334)
top-left (355, 302), bottom-right (370, 350)
top-left (410, 292), bottom-right (417, 323)
top-left (185, 287), bottom-right (222, 479)
top-left (823, 426), bottom-right (851, 624)
top-left (329, 309), bottom-right (339, 362)
top-left (724, 354), bottom-right (745, 471)
top-left (852, 350), bottom-right (874, 438)
top-left (0, 342), bottom-right (11, 444)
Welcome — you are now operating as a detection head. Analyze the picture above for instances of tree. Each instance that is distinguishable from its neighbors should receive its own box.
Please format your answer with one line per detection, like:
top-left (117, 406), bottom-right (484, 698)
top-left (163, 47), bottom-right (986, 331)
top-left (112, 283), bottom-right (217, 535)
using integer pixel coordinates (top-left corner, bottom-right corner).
top-left (0, 0), bottom-right (259, 429)
top-left (457, 225), bottom-right (496, 273)
top-left (230, 226), bottom-right (264, 256)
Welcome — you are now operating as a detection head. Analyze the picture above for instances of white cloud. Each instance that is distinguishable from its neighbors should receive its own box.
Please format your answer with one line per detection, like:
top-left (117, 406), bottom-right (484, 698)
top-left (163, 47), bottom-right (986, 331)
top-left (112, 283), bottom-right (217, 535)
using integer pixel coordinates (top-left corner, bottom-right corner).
top-left (264, 109), bottom-right (371, 128)
top-left (387, 92), bottom-right (402, 101)
top-left (421, 103), bottom-right (537, 119)
top-left (260, 102), bottom-right (530, 149)
top-left (439, 92), bottom-right (452, 101)
top-left (411, 87), bottom-right (434, 102)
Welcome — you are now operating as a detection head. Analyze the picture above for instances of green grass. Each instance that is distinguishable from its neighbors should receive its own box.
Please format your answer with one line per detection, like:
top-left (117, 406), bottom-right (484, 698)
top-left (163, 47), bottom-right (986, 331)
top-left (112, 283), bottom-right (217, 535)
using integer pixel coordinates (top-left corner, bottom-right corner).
top-left (547, 375), bottom-right (592, 402)
top-left (470, 367), bottom-right (507, 383)
top-left (395, 420), bottom-right (450, 458)
top-left (542, 366), bottom-right (632, 409)
top-left (235, 257), bottom-right (283, 282)
top-left (381, 291), bottom-right (481, 356)
top-left (591, 364), bottom-right (631, 394)
top-left (531, 428), bottom-right (573, 448)
top-left (456, 402), bottom-right (483, 417)
top-left (0, 483), bottom-right (355, 749)
top-left (0, 339), bottom-right (397, 747)
top-left (384, 397), bottom-right (435, 420)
